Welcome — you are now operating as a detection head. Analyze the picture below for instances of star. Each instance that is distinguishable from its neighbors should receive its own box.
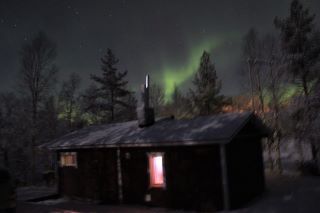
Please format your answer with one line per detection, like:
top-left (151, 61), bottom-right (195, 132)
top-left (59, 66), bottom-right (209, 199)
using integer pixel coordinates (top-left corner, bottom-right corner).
top-left (79, 41), bottom-right (86, 49)
top-left (106, 10), bottom-right (113, 17)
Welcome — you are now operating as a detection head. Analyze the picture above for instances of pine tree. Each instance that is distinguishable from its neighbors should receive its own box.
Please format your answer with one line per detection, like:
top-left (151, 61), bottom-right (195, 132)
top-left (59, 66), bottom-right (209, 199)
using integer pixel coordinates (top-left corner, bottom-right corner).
top-left (81, 84), bottom-right (102, 125)
top-left (275, 0), bottom-right (320, 164)
top-left (274, 0), bottom-right (320, 97)
top-left (190, 51), bottom-right (225, 115)
top-left (149, 82), bottom-right (165, 117)
top-left (170, 84), bottom-right (185, 118)
top-left (90, 49), bottom-right (131, 122)
top-left (172, 83), bottom-right (182, 107)
top-left (59, 73), bottom-right (81, 129)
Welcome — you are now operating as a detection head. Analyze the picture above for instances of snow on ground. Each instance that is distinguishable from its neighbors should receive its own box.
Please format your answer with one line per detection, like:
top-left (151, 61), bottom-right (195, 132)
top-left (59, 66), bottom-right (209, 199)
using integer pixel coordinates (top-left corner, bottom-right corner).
top-left (229, 172), bottom-right (320, 213)
top-left (17, 185), bottom-right (57, 201)
top-left (16, 139), bottom-right (319, 212)
top-left (263, 137), bottom-right (313, 172)
top-left (16, 172), bottom-right (320, 213)
top-left (35, 197), bottom-right (69, 205)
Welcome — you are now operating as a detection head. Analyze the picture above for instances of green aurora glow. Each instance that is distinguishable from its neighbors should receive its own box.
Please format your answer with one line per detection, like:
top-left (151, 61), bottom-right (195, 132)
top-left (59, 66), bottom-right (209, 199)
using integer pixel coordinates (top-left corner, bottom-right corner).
top-left (157, 38), bottom-right (223, 102)
top-left (156, 34), bottom-right (311, 104)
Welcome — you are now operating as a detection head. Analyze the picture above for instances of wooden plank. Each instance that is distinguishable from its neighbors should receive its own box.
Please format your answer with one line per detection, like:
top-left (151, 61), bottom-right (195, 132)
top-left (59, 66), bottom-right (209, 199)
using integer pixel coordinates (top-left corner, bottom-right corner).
top-left (117, 148), bottom-right (123, 203)
top-left (220, 144), bottom-right (230, 211)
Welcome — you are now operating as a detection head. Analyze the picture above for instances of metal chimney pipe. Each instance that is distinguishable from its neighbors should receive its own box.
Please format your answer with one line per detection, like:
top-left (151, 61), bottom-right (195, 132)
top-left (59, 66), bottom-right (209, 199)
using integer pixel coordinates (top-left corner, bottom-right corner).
top-left (145, 74), bottom-right (150, 108)
top-left (146, 74), bottom-right (149, 88)
top-left (137, 74), bottom-right (154, 127)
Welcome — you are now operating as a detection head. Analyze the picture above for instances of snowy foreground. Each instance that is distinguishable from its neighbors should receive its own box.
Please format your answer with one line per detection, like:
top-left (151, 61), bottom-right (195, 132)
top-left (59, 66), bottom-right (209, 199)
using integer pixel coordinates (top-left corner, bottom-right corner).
top-left (17, 172), bottom-right (320, 213)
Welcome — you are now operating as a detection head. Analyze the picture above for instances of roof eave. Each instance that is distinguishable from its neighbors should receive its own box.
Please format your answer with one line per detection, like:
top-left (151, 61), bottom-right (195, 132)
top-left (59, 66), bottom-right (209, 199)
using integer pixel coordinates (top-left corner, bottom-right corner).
top-left (47, 138), bottom-right (230, 151)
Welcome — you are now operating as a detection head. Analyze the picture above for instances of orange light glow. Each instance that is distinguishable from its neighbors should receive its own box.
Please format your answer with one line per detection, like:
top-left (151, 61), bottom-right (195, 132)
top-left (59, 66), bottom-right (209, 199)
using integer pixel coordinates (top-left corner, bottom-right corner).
top-left (149, 154), bottom-right (165, 187)
top-left (60, 152), bottom-right (77, 167)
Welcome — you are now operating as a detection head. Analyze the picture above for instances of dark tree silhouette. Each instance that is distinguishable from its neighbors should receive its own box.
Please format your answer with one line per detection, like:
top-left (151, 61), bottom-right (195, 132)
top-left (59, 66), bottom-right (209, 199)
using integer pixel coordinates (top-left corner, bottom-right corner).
top-left (275, 0), bottom-right (320, 164)
top-left (18, 31), bottom-right (58, 182)
top-left (38, 96), bottom-right (60, 141)
top-left (59, 73), bottom-right (81, 129)
top-left (172, 83), bottom-right (183, 108)
top-left (274, 0), bottom-right (320, 97)
top-left (0, 93), bottom-right (20, 168)
top-left (242, 28), bottom-right (267, 115)
top-left (261, 34), bottom-right (287, 172)
top-left (81, 84), bottom-right (103, 124)
top-left (190, 51), bottom-right (225, 115)
top-left (115, 91), bottom-right (137, 122)
top-left (170, 84), bottom-right (189, 118)
top-left (90, 49), bottom-right (131, 122)
top-left (242, 28), bottom-right (261, 61)
top-left (149, 82), bottom-right (165, 117)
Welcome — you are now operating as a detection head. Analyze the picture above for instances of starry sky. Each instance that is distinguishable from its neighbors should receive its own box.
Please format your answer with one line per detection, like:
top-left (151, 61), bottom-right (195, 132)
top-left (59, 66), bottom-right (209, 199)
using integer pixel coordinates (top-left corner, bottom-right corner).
top-left (1, 0), bottom-right (320, 100)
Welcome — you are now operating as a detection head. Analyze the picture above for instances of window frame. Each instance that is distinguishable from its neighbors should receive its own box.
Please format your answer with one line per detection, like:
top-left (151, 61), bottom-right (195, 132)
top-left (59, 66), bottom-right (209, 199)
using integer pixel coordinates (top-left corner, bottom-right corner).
top-left (147, 152), bottom-right (166, 188)
top-left (60, 152), bottom-right (77, 168)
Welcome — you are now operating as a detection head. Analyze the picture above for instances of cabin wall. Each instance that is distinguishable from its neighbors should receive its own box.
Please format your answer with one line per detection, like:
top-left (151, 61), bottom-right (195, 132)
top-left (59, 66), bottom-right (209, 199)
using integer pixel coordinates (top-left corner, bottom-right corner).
top-left (120, 145), bottom-right (223, 211)
top-left (226, 136), bottom-right (265, 209)
top-left (58, 145), bottom-right (223, 211)
top-left (58, 148), bottom-right (118, 203)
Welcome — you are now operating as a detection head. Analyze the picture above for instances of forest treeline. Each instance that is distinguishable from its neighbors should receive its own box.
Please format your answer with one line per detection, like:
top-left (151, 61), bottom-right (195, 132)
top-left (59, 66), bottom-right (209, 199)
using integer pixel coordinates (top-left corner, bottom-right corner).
top-left (0, 0), bottom-right (320, 183)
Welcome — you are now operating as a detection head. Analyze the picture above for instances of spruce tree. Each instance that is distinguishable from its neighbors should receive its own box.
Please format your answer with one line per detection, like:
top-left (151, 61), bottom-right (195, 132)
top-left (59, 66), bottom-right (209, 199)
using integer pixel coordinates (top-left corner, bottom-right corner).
top-left (90, 49), bottom-right (130, 122)
top-left (59, 73), bottom-right (81, 129)
top-left (275, 0), bottom-right (320, 164)
top-left (190, 51), bottom-right (225, 115)
top-left (149, 82), bottom-right (165, 117)
top-left (274, 0), bottom-right (320, 97)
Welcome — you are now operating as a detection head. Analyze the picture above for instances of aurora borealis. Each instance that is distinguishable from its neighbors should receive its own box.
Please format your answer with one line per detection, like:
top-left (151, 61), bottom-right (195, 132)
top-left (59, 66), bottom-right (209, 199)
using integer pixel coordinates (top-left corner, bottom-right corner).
top-left (160, 38), bottom-right (223, 101)
top-left (1, 0), bottom-right (320, 99)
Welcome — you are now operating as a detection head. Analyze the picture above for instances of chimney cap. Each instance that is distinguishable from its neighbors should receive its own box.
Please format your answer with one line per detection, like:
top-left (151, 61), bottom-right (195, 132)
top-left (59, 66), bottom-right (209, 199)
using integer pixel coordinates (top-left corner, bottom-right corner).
top-left (145, 74), bottom-right (149, 88)
top-left (137, 74), bottom-right (154, 127)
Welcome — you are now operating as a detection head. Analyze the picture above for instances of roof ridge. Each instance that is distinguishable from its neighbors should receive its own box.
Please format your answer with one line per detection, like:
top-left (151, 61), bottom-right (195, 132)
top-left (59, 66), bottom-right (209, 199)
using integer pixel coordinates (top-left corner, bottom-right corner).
top-left (40, 111), bottom-right (262, 150)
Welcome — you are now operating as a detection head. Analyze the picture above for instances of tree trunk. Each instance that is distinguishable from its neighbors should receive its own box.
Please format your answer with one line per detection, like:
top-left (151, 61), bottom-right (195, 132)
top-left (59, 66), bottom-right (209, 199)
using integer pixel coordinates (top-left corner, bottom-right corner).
top-left (302, 76), bottom-right (309, 98)
top-left (267, 138), bottom-right (274, 171)
top-left (31, 99), bottom-right (38, 184)
top-left (256, 68), bottom-right (265, 118)
top-left (276, 135), bottom-right (282, 173)
top-left (297, 138), bottom-right (304, 163)
top-left (111, 91), bottom-right (114, 121)
top-left (68, 102), bottom-right (73, 129)
top-left (273, 100), bottom-right (282, 173)
top-left (247, 59), bottom-right (256, 111)
top-left (3, 148), bottom-right (9, 168)
top-left (31, 134), bottom-right (37, 183)
top-left (311, 142), bottom-right (318, 164)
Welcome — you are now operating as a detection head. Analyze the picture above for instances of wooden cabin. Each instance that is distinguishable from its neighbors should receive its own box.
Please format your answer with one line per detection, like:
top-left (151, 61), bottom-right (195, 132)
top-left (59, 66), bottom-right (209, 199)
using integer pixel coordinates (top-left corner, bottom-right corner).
top-left (43, 76), bottom-right (268, 211)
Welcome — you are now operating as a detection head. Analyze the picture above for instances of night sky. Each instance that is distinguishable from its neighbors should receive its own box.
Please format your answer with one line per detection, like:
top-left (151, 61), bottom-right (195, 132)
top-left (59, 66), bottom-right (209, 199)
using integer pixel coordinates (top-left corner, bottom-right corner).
top-left (1, 0), bottom-right (320, 99)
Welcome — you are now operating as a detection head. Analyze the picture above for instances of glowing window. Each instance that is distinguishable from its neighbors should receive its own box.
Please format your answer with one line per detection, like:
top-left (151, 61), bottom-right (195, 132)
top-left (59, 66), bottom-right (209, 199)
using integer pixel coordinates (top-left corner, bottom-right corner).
top-left (148, 153), bottom-right (165, 188)
top-left (60, 152), bottom-right (77, 167)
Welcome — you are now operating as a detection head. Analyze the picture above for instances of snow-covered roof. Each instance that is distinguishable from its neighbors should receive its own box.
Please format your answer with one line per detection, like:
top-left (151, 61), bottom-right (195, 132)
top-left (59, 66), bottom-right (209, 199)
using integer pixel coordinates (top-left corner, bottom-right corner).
top-left (41, 111), bottom-right (266, 150)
